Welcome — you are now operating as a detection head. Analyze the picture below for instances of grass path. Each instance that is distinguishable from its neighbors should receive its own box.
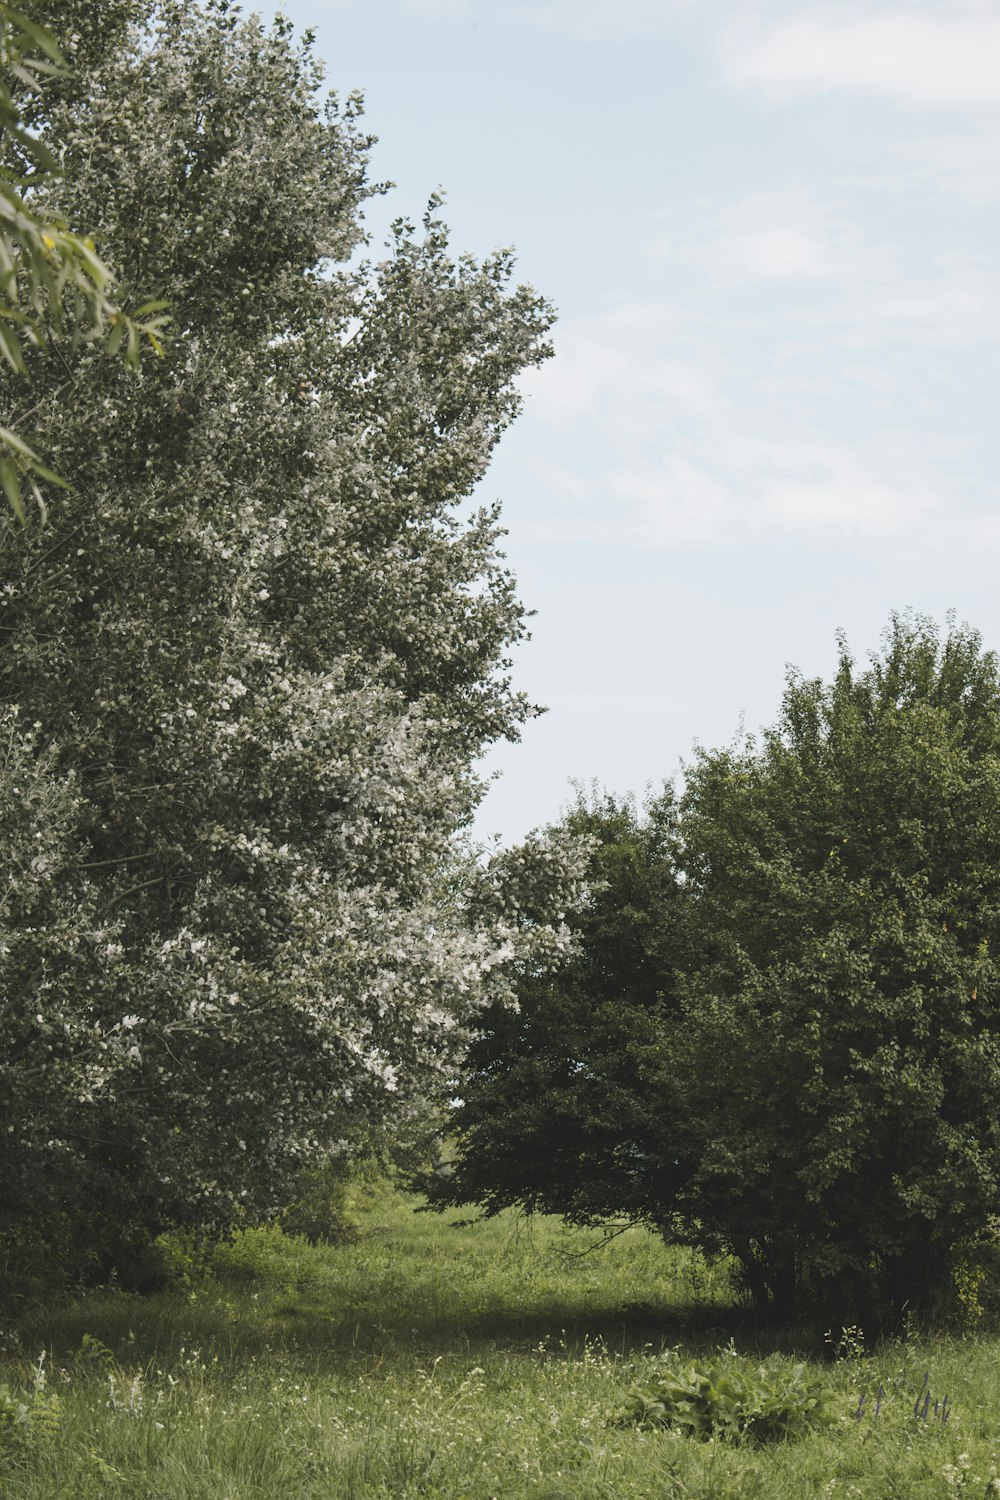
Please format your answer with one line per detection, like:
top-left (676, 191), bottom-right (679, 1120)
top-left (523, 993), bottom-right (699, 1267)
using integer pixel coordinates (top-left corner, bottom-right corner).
top-left (1, 1181), bottom-right (997, 1497)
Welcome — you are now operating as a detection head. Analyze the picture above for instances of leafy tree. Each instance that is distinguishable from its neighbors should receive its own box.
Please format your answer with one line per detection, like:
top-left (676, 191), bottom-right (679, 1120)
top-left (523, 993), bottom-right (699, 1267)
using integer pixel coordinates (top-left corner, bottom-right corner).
top-left (432, 617), bottom-right (1000, 1326)
top-left (426, 794), bottom-right (688, 1229)
top-left (1, 1), bottom-right (167, 517)
top-left (0, 0), bottom-right (585, 1274)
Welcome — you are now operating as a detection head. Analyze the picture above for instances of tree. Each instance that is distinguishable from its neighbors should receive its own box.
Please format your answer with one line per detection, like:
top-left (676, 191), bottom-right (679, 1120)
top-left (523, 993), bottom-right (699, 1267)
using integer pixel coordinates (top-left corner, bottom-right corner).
top-left (0, 0), bottom-right (585, 1275)
top-left (425, 793), bottom-right (689, 1229)
top-left (431, 617), bottom-right (1000, 1326)
top-left (1, 2), bottom-right (168, 518)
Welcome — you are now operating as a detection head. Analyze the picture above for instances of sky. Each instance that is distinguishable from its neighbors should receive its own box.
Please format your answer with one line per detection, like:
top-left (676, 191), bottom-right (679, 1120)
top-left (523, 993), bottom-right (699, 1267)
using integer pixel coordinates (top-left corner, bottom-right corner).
top-left (282, 0), bottom-right (1000, 844)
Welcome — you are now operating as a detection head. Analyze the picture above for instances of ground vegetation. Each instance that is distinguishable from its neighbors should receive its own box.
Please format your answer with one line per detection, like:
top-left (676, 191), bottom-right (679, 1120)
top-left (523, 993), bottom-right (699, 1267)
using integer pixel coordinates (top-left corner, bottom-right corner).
top-left (0, 1180), bottom-right (994, 1500)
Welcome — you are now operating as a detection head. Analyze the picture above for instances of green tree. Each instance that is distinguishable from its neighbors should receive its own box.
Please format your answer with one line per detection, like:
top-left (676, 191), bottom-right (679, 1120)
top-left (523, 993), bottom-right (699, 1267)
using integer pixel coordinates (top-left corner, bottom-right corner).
top-left (425, 794), bottom-right (688, 1229)
top-left (0, 0), bottom-right (585, 1276)
top-left (432, 617), bottom-right (1000, 1326)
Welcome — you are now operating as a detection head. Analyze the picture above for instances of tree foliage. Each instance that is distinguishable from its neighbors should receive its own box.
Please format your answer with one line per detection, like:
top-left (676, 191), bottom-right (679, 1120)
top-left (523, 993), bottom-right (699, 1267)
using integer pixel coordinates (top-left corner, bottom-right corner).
top-left (428, 794), bottom-right (688, 1229)
top-left (0, 0), bottom-right (168, 517)
top-left (431, 617), bottom-right (1000, 1325)
top-left (0, 0), bottom-right (586, 1271)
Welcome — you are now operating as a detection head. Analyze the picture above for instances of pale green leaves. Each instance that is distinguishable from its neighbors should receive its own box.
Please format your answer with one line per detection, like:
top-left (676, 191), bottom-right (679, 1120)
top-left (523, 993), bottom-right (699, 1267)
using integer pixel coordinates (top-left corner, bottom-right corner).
top-left (0, 420), bottom-right (66, 522)
top-left (0, 0), bottom-right (565, 1257)
top-left (0, 1), bottom-right (169, 520)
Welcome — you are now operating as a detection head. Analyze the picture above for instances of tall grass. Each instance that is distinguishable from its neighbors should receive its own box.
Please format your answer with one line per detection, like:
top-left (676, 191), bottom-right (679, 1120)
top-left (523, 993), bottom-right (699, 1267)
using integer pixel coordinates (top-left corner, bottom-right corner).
top-left (2, 1181), bottom-right (998, 1498)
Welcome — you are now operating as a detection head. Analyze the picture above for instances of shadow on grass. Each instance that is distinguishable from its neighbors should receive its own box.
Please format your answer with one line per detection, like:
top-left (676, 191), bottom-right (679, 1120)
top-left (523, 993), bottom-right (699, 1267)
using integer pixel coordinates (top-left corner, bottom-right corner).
top-left (2, 1189), bottom-right (837, 1372)
top-left (5, 1279), bottom-right (832, 1375)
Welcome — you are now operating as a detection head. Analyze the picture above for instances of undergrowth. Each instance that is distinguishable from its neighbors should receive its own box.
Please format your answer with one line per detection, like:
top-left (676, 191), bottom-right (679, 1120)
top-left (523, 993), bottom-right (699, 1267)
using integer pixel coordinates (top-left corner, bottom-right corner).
top-left (1, 1181), bottom-right (999, 1498)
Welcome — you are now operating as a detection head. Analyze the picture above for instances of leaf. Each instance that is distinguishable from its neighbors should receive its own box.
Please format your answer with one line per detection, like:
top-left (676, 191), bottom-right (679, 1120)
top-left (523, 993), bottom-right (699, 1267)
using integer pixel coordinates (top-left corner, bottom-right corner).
top-left (105, 314), bottom-right (125, 358)
top-left (0, 456), bottom-right (26, 523)
top-left (0, 317), bottom-right (26, 372)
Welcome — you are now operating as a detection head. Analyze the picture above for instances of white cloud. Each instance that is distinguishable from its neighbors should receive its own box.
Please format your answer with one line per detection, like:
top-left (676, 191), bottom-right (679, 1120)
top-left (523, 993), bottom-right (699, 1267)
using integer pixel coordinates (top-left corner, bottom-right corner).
top-left (726, 6), bottom-right (1000, 114)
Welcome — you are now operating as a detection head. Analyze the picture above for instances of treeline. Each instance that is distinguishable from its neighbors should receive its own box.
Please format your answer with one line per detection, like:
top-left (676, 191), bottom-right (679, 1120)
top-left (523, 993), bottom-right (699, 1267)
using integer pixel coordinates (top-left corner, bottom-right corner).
top-left (430, 616), bottom-right (1000, 1328)
top-left (3, 4), bottom-right (999, 1335)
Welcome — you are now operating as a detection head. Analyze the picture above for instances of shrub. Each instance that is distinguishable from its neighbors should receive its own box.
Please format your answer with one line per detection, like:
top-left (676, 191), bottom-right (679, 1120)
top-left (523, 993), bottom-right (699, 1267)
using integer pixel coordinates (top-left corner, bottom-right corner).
top-left (611, 1354), bottom-right (835, 1444)
top-left (435, 616), bottom-right (1000, 1327)
top-left (209, 1225), bottom-right (322, 1290)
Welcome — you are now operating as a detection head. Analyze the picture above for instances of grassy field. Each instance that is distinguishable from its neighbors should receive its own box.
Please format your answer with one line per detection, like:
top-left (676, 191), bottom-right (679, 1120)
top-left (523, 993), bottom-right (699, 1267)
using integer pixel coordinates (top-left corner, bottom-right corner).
top-left (1, 1179), bottom-right (998, 1498)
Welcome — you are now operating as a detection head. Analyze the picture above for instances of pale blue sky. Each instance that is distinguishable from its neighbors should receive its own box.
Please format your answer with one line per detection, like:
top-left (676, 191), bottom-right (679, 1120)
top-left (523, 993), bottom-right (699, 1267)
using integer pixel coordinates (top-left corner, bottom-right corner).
top-left (283, 0), bottom-right (1000, 842)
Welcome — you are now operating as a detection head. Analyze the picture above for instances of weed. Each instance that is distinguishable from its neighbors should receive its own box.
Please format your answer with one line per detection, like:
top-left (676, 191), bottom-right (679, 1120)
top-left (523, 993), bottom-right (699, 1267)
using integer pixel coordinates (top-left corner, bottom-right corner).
top-left (611, 1353), bottom-right (835, 1443)
top-left (0, 1351), bottom-right (60, 1467)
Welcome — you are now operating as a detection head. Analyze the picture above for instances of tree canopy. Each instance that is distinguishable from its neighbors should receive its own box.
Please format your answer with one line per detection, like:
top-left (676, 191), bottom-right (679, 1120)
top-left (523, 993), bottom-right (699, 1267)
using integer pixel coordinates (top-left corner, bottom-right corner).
top-left (430, 616), bottom-right (1000, 1326)
top-left (0, 0), bottom-right (585, 1276)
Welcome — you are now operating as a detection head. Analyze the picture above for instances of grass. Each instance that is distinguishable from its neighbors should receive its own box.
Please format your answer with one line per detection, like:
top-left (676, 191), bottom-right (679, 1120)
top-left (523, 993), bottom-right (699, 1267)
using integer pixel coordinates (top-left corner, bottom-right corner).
top-left (1, 1179), bottom-right (999, 1498)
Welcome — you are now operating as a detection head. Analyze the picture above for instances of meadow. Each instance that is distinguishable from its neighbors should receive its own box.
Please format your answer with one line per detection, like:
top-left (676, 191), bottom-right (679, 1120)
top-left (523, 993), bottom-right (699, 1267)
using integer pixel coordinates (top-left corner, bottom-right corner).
top-left (1, 1179), bottom-right (998, 1499)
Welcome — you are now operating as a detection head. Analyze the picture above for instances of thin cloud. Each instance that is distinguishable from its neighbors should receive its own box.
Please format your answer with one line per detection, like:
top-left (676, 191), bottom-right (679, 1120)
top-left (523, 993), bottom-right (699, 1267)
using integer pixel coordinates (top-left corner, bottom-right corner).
top-left (647, 189), bottom-right (1000, 348)
top-left (524, 301), bottom-right (992, 553)
top-left (607, 431), bottom-right (944, 548)
top-left (890, 125), bottom-right (1000, 203)
top-left (649, 189), bottom-right (893, 286)
top-left (398, 0), bottom-right (698, 40)
top-left (547, 689), bottom-right (712, 715)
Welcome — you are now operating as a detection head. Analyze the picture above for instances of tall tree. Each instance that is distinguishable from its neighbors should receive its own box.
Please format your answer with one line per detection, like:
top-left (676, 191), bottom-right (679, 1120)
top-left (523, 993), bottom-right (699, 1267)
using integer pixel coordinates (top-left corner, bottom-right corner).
top-left (0, 0), bottom-right (584, 1270)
